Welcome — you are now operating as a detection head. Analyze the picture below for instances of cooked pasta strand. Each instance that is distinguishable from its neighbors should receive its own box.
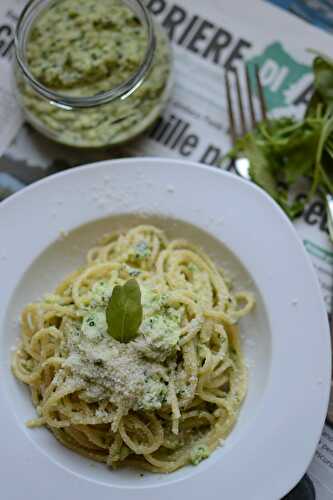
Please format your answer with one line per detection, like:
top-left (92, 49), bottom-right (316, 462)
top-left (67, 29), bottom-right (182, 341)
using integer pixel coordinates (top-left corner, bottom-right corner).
top-left (12, 225), bottom-right (254, 472)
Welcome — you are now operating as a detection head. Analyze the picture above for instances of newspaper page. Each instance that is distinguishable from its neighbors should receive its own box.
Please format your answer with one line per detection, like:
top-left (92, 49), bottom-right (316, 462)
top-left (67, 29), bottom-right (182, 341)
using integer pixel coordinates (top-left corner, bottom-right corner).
top-left (1, 0), bottom-right (333, 497)
top-left (0, 2), bottom-right (23, 159)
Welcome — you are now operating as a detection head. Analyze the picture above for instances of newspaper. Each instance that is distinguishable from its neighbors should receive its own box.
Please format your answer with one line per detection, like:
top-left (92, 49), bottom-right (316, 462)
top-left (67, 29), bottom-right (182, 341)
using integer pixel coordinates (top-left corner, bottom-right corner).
top-left (1, 0), bottom-right (333, 497)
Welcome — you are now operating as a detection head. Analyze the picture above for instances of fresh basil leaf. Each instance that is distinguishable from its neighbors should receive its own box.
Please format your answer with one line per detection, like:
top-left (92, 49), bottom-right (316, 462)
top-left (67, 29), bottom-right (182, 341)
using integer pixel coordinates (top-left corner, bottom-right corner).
top-left (106, 279), bottom-right (143, 343)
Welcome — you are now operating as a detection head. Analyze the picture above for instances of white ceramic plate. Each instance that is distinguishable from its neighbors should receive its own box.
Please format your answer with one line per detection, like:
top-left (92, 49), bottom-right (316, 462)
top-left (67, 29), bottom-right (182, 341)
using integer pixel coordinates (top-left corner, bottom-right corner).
top-left (0, 158), bottom-right (330, 500)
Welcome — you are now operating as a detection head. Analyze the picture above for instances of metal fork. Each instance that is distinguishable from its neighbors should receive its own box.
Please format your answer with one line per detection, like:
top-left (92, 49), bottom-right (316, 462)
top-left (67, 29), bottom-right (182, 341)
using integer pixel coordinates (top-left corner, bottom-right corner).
top-left (224, 64), bottom-right (266, 179)
top-left (224, 64), bottom-right (333, 243)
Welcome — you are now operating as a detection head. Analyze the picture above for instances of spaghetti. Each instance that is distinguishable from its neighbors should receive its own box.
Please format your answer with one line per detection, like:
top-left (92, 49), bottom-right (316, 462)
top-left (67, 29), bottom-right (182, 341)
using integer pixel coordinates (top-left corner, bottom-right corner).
top-left (12, 225), bottom-right (255, 472)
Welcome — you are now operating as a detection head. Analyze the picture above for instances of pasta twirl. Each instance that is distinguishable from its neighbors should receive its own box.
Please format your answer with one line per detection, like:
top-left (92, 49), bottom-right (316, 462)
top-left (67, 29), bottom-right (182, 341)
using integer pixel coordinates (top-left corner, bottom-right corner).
top-left (12, 225), bottom-right (255, 473)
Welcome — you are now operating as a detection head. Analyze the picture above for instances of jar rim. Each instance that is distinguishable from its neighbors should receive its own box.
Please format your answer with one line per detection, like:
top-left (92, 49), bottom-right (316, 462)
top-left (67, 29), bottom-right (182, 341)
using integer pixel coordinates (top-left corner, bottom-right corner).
top-left (15, 0), bottom-right (156, 109)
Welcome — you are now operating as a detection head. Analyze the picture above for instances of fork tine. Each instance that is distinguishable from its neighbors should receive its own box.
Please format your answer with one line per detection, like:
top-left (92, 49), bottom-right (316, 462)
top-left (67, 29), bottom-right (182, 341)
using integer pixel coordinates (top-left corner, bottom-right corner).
top-left (235, 69), bottom-right (247, 136)
top-left (225, 71), bottom-right (237, 144)
top-left (245, 64), bottom-right (256, 128)
top-left (255, 65), bottom-right (267, 121)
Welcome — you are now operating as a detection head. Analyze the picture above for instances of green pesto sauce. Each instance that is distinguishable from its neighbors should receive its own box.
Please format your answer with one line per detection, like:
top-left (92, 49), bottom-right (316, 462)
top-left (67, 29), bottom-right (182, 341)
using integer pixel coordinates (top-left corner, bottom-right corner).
top-left (18, 0), bottom-right (171, 147)
top-left (190, 444), bottom-right (210, 465)
top-left (63, 281), bottom-right (180, 411)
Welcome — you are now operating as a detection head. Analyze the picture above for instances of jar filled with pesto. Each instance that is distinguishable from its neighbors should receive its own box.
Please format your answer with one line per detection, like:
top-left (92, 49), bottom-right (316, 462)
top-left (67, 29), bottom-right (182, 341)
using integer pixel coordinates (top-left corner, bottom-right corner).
top-left (14, 0), bottom-right (172, 148)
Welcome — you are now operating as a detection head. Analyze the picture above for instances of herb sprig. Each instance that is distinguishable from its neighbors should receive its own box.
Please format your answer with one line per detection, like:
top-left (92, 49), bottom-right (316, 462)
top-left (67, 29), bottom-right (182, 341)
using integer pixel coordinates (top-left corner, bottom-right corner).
top-left (227, 53), bottom-right (333, 219)
top-left (106, 279), bottom-right (143, 343)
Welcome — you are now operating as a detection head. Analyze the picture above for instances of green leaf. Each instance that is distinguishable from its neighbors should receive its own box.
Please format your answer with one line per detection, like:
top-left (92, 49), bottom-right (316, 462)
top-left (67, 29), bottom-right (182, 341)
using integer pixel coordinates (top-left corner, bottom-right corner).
top-left (245, 136), bottom-right (278, 199)
top-left (227, 51), bottom-right (333, 220)
top-left (313, 115), bottom-right (333, 196)
top-left (313, 54), bottom-right (333, 103)
top-left (230, 117), bottom-right (327, 219)
top-left (306, 89), bottom-right (324, 118)
top-left (106, 279), bottom-right (143, 343)
top-left (307, 53), bottom-right (333, 117)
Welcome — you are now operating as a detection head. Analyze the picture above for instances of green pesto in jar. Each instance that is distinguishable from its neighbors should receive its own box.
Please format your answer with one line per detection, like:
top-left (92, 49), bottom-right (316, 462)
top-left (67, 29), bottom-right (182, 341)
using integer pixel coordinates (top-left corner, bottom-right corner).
top-left (17, 0), bottom-right (171, 147)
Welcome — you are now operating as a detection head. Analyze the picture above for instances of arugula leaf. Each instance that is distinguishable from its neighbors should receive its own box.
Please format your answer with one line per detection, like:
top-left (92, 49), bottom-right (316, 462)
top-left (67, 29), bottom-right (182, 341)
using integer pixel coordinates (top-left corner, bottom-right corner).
top-left (106, 279), bottom-right (143, 343)
top-left (225, 52), bottom-right (333, 220)
top-left (312, 53), bottom-right (333, 105)
top-left (235, 132), bottom-right (278, 199)
top-left (230, 119), bottom-right (324, 217)
top-left (307, 53), bottom-right (333, 120)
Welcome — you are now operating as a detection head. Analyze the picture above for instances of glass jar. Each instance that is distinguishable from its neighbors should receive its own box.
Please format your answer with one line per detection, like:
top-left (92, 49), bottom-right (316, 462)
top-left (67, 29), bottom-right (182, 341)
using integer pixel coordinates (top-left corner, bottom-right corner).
top-left (14, 0), bottom-right (172, 148)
